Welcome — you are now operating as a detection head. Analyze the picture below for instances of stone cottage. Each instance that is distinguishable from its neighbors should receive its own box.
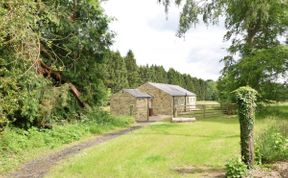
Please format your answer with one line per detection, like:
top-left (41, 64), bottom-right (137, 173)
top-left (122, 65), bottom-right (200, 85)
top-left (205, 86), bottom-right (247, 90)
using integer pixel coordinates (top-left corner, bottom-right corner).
top-left (138, 82), bottom-right (196, 116)
top-left (110, 89), bottom-right (152, 121)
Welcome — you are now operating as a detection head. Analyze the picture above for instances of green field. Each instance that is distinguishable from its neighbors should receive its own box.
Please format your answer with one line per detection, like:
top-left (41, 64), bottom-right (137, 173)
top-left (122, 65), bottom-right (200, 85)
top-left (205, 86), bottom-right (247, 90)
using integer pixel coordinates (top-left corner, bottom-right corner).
top-left (46, 113), bottom-right (277, 178)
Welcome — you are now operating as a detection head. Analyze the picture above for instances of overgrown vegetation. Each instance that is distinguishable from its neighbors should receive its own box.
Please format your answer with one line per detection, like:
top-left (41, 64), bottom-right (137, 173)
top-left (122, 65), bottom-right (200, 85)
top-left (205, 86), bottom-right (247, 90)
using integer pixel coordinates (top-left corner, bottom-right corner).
top-left (225, 158), bottom-right (248, 178)
top-left (255, 104), bottom-right (288, 164)
top-left (233, 86), bottom-right (258, 168)
top-left (0, 0), bottom-right (113, 129)
top-left (255, 124), bottom-right (288, 164)
top-left (224, 103), bottom-right (288, 177)
top-left (0, 110), bottom-right (133, 173)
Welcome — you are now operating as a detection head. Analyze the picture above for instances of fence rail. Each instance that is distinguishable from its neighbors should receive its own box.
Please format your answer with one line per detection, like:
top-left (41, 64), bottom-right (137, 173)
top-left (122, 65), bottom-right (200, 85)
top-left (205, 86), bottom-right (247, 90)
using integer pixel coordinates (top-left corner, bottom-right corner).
top-left (177, 104), bottom-right (235, 119)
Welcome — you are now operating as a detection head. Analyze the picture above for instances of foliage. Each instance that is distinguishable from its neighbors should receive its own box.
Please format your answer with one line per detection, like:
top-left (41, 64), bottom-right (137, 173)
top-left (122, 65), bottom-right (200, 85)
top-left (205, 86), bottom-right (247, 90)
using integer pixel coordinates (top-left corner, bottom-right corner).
top-left (0, 0), bottom-right (113, 128)
top-left (40, 0), bottom-right (113, 106)
top-left (0, 54), bottom-right (53, 128)
top-left (233, 86), bottom-right (258, 168)
top-left (0, 111), bottom-right (133, 173)
top-left (218, 45), bottom-right (288, 102)
top-left (159, 0), bottom-right (288, 103)
top-left (85, 109), bottom-right (134, 127)
top-left (125, 50), bottom-right (140, 88)
top-left (159, 0), bottom-right (288, 52)
top-left (206, 80), bottom-right (219, 100)
top-left (256, 104), bottom-right (288, 120)
top-left (255, 122), bottom-right (288, 163)
top-left (104, 51), bottom-right (129, 93)
top-left (225, 158), bottom-right (248, 178)
top-left (233, 87), bottom-right (258, 126)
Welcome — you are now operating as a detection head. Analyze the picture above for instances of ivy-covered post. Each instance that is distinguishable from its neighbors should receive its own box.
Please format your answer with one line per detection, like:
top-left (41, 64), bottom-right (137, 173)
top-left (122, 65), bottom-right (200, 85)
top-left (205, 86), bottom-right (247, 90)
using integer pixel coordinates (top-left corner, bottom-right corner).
top-left (233, 86), bottom-right (258, 169)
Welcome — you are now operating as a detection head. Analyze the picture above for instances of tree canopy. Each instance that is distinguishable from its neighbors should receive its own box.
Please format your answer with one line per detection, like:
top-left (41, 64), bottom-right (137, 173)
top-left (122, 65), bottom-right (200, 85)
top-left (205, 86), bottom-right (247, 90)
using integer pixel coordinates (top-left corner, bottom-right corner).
top-left (0, 0), bottom-right (113, 128)
top-left (159, 0), bottom-right (288, 102)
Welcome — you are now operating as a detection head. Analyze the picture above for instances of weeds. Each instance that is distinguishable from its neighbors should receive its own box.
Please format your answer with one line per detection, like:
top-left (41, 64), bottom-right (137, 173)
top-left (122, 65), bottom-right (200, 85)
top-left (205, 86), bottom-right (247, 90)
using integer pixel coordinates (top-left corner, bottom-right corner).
top-left (255, 122), bottom-right (288, 163)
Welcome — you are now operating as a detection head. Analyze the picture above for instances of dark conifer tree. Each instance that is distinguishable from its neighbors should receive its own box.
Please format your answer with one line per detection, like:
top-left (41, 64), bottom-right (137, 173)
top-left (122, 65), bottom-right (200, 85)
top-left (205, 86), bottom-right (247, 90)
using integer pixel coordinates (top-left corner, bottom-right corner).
top-left (125, 50), bottom-right (140, 88)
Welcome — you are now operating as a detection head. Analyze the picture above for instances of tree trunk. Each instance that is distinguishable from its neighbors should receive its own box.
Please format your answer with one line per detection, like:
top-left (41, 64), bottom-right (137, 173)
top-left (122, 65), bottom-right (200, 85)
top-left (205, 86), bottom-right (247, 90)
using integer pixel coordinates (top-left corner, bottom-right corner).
top-left (35, 60), bottom-right (86, 108)
top-left (234, 87), bottom-right (258, 169)
top-left (239, 104), bottom-right (255, 168)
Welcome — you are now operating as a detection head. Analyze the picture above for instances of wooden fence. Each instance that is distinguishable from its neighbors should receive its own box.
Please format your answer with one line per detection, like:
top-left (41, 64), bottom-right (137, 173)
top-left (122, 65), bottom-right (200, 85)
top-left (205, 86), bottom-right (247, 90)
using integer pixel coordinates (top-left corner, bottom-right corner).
top-left (177, 104), bottom-right (237, 119)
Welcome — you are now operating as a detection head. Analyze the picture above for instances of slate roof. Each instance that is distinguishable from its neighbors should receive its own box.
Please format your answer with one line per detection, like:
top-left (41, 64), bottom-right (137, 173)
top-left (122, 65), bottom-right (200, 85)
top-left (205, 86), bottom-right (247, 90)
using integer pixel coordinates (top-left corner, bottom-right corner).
top-left (123, 89), bottom-right (152, 98)
top-left (148, 82), bottom-right (196, 97)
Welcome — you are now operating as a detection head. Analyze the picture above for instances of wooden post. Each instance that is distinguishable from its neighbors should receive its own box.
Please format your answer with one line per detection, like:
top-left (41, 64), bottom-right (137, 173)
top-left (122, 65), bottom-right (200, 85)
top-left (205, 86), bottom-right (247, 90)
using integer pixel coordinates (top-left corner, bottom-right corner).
top-left (203, 105), bottom-right (206, 118)
top-left (147, 99), bottom-right (149, 121)
top-left (174, 107), bottom-right (178, 117)
top-left (184, 94), bottom-right (187, 112)
top-left (129, 105), bottom-right (133, 116)
top-left (172, 96), bottom-right (176, 117)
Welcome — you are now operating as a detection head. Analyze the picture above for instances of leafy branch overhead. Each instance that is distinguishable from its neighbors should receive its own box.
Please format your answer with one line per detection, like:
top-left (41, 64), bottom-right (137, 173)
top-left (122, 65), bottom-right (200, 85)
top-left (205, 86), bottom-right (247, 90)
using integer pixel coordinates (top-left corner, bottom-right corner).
top-left (159, 0), bottom-right (287, 51)
top-left (159, 0), bottom-right (288, 102)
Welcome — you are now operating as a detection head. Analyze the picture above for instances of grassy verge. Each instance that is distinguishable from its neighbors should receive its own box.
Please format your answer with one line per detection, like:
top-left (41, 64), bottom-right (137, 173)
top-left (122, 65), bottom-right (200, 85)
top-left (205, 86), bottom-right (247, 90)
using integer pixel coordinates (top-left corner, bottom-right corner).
top-left (0, 114), bottom-right (133, 174)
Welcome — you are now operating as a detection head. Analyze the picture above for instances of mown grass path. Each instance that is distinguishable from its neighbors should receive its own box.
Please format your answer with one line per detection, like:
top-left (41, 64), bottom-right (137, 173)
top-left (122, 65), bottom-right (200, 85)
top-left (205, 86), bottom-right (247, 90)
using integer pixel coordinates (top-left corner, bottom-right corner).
top-left (46, 117), bottom-right (249, 178)
top-left (8, 124), bottom-right (147, 178)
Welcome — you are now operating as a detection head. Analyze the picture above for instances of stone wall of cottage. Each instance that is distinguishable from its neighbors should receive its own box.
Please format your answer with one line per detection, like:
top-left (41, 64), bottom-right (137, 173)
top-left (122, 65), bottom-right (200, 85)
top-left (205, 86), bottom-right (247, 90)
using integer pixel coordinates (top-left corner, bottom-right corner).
top-left (135, 98), bottom-right (149, 121)
top-left (138, 83), bottom-right (173, 115)
top-left (110, 91), bottom-right (136, 117)
top-left (110, 91), bottom-right (149, 121)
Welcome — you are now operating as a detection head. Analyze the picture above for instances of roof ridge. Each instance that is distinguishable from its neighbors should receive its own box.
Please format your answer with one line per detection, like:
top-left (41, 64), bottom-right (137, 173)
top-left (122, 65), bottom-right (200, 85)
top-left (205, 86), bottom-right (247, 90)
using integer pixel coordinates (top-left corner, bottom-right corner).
top-left (122, 88), bottom-right (152, 98)
top-left (146, 82), bottom-right (196, 96)
top-left (148, 82), bottom-right (178, 86)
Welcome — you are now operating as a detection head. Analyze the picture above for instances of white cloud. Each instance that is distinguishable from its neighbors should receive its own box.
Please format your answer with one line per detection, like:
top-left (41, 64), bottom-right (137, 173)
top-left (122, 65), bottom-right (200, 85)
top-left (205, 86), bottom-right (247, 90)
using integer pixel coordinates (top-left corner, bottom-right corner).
top-left (102, 0), bottom-right (229, 80)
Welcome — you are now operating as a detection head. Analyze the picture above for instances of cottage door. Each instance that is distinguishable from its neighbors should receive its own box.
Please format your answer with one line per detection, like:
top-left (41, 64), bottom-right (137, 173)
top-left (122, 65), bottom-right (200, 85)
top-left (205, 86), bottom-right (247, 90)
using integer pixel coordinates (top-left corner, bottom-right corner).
top-left (148, 99), bottom-right (153, 116)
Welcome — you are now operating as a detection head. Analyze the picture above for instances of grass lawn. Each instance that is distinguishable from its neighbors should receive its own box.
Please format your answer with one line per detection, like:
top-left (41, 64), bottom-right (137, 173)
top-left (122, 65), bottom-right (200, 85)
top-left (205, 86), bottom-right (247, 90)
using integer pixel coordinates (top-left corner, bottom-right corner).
top-left (44, 104), bottom-right (288, 177)
top-left (46, 116), bottom-right (273, 178)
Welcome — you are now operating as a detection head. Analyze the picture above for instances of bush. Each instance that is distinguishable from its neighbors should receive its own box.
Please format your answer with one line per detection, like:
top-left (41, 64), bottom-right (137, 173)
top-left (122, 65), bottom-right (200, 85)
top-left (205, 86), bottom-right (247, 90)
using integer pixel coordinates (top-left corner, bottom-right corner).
top-left (255, 122), bottom-right (288, 163)
top-left (225, 158), bottom-right (248, 178)
top-left (85, 108), bottom-right (134, 127)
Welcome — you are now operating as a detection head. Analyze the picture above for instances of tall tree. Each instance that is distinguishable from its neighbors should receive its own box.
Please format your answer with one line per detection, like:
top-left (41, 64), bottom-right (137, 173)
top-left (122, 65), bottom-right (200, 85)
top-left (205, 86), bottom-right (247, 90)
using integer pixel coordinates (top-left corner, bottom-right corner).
top-left (159, 0), bottom-right (287, 51)
top-left (167, 68), bottom-right (184, 86)
top-left (105, 51), bottom-right (129, 93)
top-left (124, 50), bottom-right (140, 88)
top-left (0, 0), bottom-right (113, 127)
top-left (159, 0), bottom-right (288, 101)
top-left (219, 46), bottom-right (288, 101)
top-left (139, 65), bottom-right (152, 83)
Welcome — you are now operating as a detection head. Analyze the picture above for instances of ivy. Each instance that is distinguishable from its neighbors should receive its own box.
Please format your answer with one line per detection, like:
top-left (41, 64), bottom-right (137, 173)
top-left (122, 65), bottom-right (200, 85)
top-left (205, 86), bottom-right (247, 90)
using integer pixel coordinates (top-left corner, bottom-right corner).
top-left (233, 86), bottom-right (258, 169)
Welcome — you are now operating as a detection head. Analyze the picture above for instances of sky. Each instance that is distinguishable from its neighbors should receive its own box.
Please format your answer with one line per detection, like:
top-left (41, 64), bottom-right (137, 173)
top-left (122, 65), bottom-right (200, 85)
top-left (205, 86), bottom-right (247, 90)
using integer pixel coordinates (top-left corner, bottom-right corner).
top-left (102, 0), bottom-right (230, 80)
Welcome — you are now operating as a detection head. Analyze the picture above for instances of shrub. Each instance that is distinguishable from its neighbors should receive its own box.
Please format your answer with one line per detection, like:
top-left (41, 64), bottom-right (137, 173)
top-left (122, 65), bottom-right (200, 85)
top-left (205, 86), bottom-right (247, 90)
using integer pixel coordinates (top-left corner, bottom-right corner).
top-left (225, 158), bottom-right (248, 178)
top-left (255, 122), bottom-right (288, 163)
top-left (85, 108), bottom-right (134, 127)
